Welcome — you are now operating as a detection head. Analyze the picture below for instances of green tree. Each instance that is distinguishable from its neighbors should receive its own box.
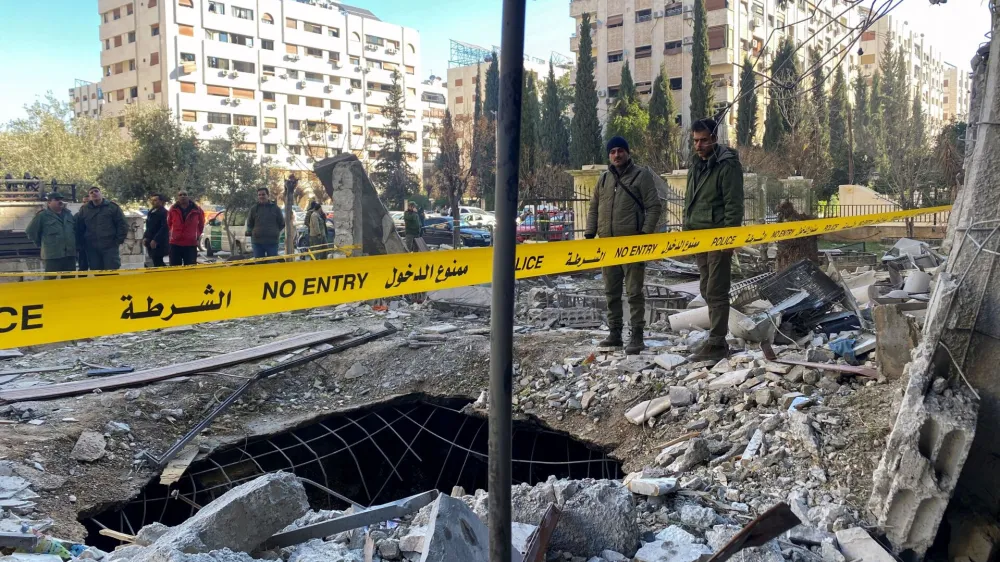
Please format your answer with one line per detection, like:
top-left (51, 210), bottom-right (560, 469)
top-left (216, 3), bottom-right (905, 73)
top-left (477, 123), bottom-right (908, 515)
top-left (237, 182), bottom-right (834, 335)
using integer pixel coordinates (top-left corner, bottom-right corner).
top-left (472, 61), bottom-right (484, 181)
top-left (98, 106), bottom-right (203, 203)
top-left (736, 56), bottom-right (758, 147)
top-left (762, 37), bottom-right (798, 151)
top-left (201, 126), bottom-right (270, 250)
top-left (689, 0), bottom-right (713, 123)
top-left (828, 65), bottom-right (850, 190)
top-left (606, 61), bottom-right (649, 156)
top-left (646, 66), bottom-right (681, 172)
top-left (436, 110), bottom-right (471, 247)
top-left (570, 11), bottom-right (603, 168)
top-left (371, 70), bottom-right (419, 209)
top-left (520, 72), bottom-right (542, 190)
top-left (0, 92), bottom-right (131, 188)
top-left (540, 61), bottom-right (569, 166)
top-left (806, 46), bottom-right (832, 195)
top-left (477, 54), bottom-right (500, 209)
top-left (933, 121), bottom-right (965, 204)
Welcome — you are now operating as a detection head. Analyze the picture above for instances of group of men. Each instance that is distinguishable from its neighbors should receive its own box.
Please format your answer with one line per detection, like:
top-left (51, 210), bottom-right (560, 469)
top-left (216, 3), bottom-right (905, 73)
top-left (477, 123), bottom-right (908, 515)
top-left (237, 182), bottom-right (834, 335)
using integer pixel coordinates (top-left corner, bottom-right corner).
top-left (26, 187), bottom-right (130, 275)
top-left (586, 118), bottom-right (743, 362)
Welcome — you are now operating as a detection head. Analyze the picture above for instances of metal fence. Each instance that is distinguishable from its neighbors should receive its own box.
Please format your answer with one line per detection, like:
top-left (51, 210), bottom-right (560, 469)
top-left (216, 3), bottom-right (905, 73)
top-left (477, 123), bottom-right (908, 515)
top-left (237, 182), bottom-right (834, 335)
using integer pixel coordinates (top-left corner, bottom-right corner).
top-left (1, 179), bottom-right (82, 202)
top-left (816, 203), bottom-right (950, 225)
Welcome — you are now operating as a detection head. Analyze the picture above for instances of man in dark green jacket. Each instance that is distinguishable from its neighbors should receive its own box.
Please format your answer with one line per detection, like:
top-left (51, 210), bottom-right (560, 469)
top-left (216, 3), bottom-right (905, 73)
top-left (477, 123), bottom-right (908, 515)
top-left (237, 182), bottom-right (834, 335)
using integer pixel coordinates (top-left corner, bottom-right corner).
top-left (246, 187), bottom-right (285, 259)
top-left (684, 119), bottom-right (745, 361)
top-left (402, 201), bottom-right (422, 251)
top-left (26, 192), bottom-right (77, 276)
top-left (585, 136), bottom-right (663, 354)
top-left (75, 187), bottom-right (128, 271)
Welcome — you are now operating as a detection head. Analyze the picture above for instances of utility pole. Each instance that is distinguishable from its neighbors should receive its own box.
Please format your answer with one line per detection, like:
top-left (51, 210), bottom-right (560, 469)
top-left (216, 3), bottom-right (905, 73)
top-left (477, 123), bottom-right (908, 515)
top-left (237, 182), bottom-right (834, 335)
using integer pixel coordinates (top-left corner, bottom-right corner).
top-left (847, 111), bottom-right (855, 185)
top-left (284, 173), bottom-right (297, 257)
top-left (488, 0), bottom-right (525, 560)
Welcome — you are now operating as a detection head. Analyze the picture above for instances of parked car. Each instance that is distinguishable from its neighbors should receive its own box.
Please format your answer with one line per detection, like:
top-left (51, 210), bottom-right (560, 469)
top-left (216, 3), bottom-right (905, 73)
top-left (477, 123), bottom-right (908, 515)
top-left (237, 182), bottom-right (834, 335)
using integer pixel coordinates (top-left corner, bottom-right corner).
top-left (516, 214), bottom-right (567, 242)
top-left (463, 211), bottom-right (496, 228)
top-left (390, 211), bottom-right (405, 231)
top-left (422, 216), bottom-right (492, 247)
top-left (201, 210), bottom-right (286, 256)
top-left (295, 217), bottom-right (336, 256)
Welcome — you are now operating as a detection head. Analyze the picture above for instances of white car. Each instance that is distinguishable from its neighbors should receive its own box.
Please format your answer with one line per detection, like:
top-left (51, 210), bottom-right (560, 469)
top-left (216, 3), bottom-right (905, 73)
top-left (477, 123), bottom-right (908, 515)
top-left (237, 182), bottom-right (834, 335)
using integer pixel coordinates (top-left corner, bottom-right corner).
top-left (459, 207), bottom-right (495, 228)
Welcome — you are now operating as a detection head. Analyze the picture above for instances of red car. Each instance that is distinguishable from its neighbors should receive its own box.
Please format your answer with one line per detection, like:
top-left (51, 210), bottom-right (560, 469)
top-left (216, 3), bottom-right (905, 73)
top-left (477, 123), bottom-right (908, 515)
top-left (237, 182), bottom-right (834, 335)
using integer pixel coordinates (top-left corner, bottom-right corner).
top-left (516, 214), bottom-right (567, 242)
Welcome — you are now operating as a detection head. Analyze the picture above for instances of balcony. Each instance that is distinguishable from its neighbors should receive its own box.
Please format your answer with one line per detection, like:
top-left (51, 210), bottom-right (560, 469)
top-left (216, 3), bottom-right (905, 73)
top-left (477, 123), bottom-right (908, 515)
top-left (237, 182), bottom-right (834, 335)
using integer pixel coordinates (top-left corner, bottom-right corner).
top-left (570, 35), bottom-right (580, 52)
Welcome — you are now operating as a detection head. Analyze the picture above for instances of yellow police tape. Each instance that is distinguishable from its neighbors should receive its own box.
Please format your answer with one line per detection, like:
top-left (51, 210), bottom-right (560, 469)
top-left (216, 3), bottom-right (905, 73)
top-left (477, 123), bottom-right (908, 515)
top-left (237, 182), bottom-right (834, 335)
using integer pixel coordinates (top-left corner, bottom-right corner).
top-left (0, 206), bottom-right (948, 348)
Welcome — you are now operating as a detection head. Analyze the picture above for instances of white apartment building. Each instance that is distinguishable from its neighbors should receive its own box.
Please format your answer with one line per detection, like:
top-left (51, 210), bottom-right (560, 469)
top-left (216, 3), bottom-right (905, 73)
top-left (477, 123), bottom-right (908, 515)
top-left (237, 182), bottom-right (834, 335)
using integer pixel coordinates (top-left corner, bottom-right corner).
top-left (942, 62), bottom-right (971, 123)
top-left (70, 80), bottom-right (103, 118)
top-left (420, 76), bottom-right (448, 185)
top-left (568, 0), bottom-right (866, 142)
top-left (95, 0), bottom-right (423, 174)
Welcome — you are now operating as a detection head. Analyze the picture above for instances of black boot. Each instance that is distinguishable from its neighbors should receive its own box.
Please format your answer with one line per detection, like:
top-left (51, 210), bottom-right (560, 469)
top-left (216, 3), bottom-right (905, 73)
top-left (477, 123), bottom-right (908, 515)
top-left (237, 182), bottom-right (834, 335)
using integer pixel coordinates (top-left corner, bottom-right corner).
top-left (598, 328), bottom-right (623, 349)
top-left (686, 339), bottom-right (730, 362)
top-left (625, 328), bottom-right (645, 355)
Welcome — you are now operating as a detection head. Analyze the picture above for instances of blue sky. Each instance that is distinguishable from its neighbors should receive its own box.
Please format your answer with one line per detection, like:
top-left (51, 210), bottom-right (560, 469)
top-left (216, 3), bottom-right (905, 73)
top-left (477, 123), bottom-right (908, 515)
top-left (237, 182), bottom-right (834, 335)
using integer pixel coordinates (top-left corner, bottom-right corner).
top-left (0, 0), bottom-right (986, 124)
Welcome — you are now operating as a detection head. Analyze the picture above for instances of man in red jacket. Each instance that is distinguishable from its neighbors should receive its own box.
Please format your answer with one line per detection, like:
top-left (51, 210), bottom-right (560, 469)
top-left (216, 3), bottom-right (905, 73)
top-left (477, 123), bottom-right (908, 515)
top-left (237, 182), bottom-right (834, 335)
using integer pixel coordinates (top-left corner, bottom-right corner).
top-left (166, 190), bottom-right (205, 266)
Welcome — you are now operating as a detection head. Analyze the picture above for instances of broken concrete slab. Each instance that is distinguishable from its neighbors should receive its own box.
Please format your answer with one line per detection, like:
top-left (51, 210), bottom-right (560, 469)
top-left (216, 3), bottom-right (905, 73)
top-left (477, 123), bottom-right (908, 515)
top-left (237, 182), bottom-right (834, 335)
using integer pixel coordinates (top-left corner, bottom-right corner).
top-left (70, 431), bottom-right (106, 462)
top-left (419, 494), bottom-right (488, 562)
top-left (834, 528), bottom-right (894, 562)
top-left (668, 386), bottom-right (695, 407)
top-left (873, 305), bottom-right (920, 380)
top-left (707, 369), bottom-right (751, 391)
top-left (679, 504), bottom-right (718, 529)
top-left (625, 476), bottom-right (678, 497)
top-left (668, 438), bottom-right (711, 472)
top-left (634, 525), bottom-right (712, 562)
top-left (625, 396), bottom-right (671, 425)
top-left (706, 525), bottom-right (784, 562)
top-left (287, 540), bottom-right (362, 562)
top-left (145, 472), bottom-right (308, 555)
top-left (787, 524), bottom-right (836, 547)
top-left (653, 353), bottom-right (687, 370)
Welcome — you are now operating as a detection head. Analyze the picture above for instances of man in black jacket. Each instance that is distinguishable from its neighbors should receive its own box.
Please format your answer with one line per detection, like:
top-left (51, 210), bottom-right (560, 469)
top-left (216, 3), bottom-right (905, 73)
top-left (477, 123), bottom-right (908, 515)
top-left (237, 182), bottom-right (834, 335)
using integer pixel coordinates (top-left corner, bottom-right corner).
top-left (143, 193), bottom-right (169, 267)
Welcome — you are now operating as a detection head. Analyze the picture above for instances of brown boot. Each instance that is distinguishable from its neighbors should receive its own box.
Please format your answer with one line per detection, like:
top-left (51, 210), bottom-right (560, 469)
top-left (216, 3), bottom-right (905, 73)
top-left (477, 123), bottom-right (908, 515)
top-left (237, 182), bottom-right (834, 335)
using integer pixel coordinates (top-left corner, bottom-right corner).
top-left (598, 328), bottom-right (623, 349)
top-left (625, 329), bottom-right (645, 355)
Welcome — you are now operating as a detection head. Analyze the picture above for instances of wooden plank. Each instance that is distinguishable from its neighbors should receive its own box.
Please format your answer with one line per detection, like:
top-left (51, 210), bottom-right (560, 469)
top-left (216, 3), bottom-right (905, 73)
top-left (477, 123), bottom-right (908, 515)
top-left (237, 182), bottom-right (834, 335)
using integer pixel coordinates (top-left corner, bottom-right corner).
top-left (98, 529), bottom-right (136, 543)
top-left (159, 444), bottom-right (200, 486)
top-left (0, 329), bottom-right (351, 404)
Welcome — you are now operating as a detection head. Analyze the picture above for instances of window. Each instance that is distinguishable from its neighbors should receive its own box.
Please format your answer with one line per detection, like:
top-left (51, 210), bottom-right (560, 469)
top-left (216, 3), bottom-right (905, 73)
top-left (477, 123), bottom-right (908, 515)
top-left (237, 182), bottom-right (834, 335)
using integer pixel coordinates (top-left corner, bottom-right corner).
top-left (264, 144), bottom-right (278, 154)
top-left (862, 31), bottom-right (876, 41)
top-left (349, 56), bottom-right (360, 65)
top-left (263, 91), bottom-right (275, 101)
top-left (153, 80), bottom-right (162, 93)
top-left (114, 35), bottom-right (122, 47)
top-left (264, 117), bottom-right (277, 128)
top-left (943, 79), bottom-right (949, 87)
top-left (944, 96), bottom-right (949, 103)
top-left (180, 82), bottom-right (196, 93)
top-left (208, 56), bottom-right (229, 69)
top-left (261, 13), bottom-right (273, 24)
top-left (117, 89), bottom-right (126, 101)
top-left (636, 9), bottom-right (652, 22)
top-left (664, 2), bottom-right (682, 16)
top-left (286, 44), bottom-right (298, 55)
top-left (329, 51), bottom-right (341, 62)
top-left (287, 70), bottom-right (299, 79)
top-left (456, 96), bottom-right (464, 104)
top-left (179, 0), bottom-right (193, 7)
top-left (351, 102), bottom-right (360, 111)
top-left (636, 45), bottom-right (652, 59)
top-left (608, 51), bottom-right (623, 63)
top-left (208, 1), bottom-right (224, 14)
top-left (262, 65), bottom-right (275, 76)
top-left (234, 114), bottom-right (257, 126)
top-left (233, 60), bottom-right (255, 73)
top-left (113, 7), bottom-right (121, 19)
top-left (366, 35), bottom-right (385, 46)
top-left (405, 65), bottom-right (414, 74)
top-left (708, 25), bottom-right (728, 50)
top-left (330, 100), bottom-right (341, 109)
top-left (105, 39), bottom-right (110, 50)
top-left (179, 24), bottom-right (194, 36)
top-left (207, 112), bottom-right (231, 125)
top-left (232, 88), bottom-right (254, 99)
top-left (286, 17), bottom-right (297, 28)
top-left (182, 110), bottom-right (197, 122)
top-left (151, 24), bottom-right (159, 36)
top-left (328, 27), bottom-right (340, 37)
top-left (128, 31), bottom-right (136, 43)
top-left (352, 125), bottom-right (363, 135)
top-left (126, 3), bottom-right (133, 14)
top-left (669, 77), bottom-right (682, 90)
top-left (207, 85), bottom-right (230, 96)
top-left (665, 40), bottom-right (682, 53)
top-left (407, 87), bottom-right (416, 96)
top-left (606, 14), bottom-right (624, 28)
top-left (149, 0), bottom-right (157, 7)
top-left (288, 146), bottom-right (302, 155)
top-left (608, 86), bottom-right (620, 98)
top-left (306, 47), bottom-right (322, 58)
top-left (150, 52), bottom-right (160, 66)
top-left (228, 33), bottom-right (254, 47)
top-left (114, 62), bottom-right (124, 74)
top-left (103, 13), bottom-right (108, 23)
top-left (454, 78), bottom-right (463, 87)
top-left (129, 86), bottom-right (138, 98)
top-left (305, 72), bottom-right (323, 82)
top-left (330, 76), bottom-right (341, 85)
top-left (706, 0), bottom-right (728, 9)
top-left (304, 22), bottom-right (322, 34)
top-left (288, 119), bottom-right (301, 130)
top-left (287, 94), bottom-right (300, 104)
top-left (261, 39), bottom-right (274, 50)
top-left (350, 79), bottom-right (361, 88)
top-left (232, 7), bottom-right (253, 20)
top-left (129, 59), bottom-right (136, 71)
top-left (306, 97), bottom-right (323, 107)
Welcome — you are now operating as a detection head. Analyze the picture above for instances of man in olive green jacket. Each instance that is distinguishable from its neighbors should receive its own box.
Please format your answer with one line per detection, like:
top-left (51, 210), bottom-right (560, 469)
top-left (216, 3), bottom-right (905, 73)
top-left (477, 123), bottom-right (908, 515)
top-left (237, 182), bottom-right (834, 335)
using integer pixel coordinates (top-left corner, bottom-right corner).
top-left (585, 136), bottom-right (663, 354)
top-left (75, 187), bottom-right (128, 271)
top-left (26, 192), bottom-right (77, 276)
top-left (684, 118), bottom-right (745, 361)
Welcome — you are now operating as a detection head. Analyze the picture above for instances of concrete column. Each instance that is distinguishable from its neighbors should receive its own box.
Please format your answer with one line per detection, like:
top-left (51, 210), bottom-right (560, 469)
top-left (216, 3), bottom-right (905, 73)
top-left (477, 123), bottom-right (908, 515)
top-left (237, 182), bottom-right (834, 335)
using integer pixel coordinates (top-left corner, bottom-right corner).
top-left (566, 166), bottom-right (603, 240)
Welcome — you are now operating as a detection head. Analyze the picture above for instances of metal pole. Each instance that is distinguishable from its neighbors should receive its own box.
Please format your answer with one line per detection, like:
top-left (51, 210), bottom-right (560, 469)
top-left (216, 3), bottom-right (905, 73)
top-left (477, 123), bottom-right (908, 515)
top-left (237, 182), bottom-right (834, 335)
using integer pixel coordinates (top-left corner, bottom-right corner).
top-left (489, 0), bottom-right (525, 560)
top-left (847, 111), bottom-right (855, 185)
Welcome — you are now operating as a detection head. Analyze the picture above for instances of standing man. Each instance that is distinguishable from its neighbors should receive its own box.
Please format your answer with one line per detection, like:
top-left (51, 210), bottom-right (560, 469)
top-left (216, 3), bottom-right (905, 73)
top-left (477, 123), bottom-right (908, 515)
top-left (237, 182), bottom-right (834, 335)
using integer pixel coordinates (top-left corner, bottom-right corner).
top-left (402, 201), bottom-right (422, 252)
top-left (143, 193), bottom-right (169, 267)
top-left (166, 190), bottom-right (204, 266)
top-left (76, 187), bottom-right (128, 271)
top-left (585, 136), bottom-right (663, 354)
top-left (305, 200), bottom-right (328, 259)
top-left (25, 192), bottom-right (77, 277)
top-left (246, 187), bottom-right (284, 259)
top-left (684, 119), bottom-right (745, 361)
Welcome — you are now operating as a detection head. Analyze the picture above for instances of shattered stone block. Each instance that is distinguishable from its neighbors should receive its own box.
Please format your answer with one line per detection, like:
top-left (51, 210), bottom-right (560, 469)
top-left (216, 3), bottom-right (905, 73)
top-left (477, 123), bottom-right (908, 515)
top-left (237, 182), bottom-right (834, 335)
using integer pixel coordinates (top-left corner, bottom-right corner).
top-left (873, 305), bottom-right (920, 381)
top-left (70, 431), bottom-right (106, 462)
top-left (707, 524), bottom-right (783, 562)
top-left (867, 341), bottom-right (978, 558)
top-left (634, 525), bottom-right (712, 562)
top-left (835, 528), bottom-right (895, 562)
top-left (419, 494), bottom-right (488, 562)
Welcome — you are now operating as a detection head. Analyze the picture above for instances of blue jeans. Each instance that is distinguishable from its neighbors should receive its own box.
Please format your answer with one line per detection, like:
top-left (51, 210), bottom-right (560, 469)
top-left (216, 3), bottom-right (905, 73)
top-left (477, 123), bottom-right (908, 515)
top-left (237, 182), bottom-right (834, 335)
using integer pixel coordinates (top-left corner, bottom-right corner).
top-left (252, 243), bottom-right (280, 259)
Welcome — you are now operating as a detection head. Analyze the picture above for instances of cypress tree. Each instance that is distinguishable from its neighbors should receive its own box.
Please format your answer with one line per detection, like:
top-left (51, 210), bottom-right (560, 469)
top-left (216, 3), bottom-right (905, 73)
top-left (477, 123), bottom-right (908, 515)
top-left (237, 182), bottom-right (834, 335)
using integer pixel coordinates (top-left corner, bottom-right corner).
top-left (606, 60), bottom-right (648, 155)
top-left (807, 46), bottom-right (831, 193)
top-left (689, 0), bottom-right (713, 123)
top-left (471, 61), bottom-right (483, 182)
top-left (371, 70), bottom-right (418, 209)
top-left (736, 56), bottom-right (758, 146)
top-left (619, 60), bottom-right (636, 102)
top-left (570, 11), bottom-right (603, 168)
top-left (478, 53), bottom-right (499, 209)
top-left (647, 65), bottom-right (681, 172)
top-left (540, 60), bottom-right (569, 166)
top-left (520, 72), bottom-right (541, 183)
top-left (828, 65), bottom-right (850, 190)
top-left (762, 37), bottom-right (797, 150)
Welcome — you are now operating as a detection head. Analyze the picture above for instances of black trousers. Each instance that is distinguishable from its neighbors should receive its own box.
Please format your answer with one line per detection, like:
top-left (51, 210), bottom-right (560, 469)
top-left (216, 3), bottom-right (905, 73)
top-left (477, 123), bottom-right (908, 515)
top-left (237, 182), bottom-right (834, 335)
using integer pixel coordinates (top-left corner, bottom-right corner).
top-left (169, 245), bottom-right (198, 266)
top-left (148, 244), bottom-right (167, 267)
